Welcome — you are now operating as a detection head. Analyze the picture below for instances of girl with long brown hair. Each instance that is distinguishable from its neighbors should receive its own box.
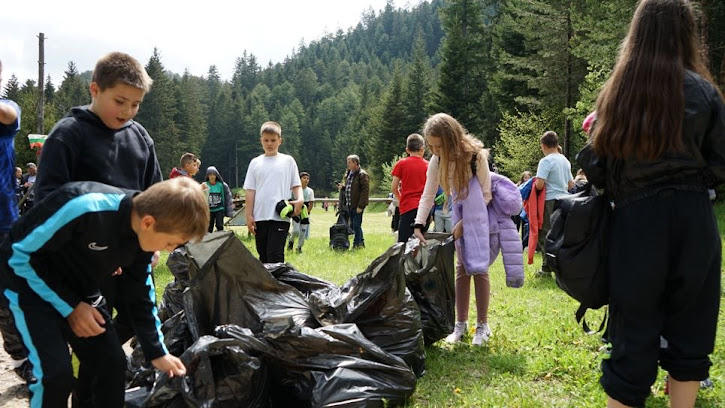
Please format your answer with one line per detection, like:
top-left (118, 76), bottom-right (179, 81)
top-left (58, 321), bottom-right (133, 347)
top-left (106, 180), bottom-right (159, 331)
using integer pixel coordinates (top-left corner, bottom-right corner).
top-left (413, 113), bottom-right (494, 345)
top-left (579, 0), bottom-right (725, 406)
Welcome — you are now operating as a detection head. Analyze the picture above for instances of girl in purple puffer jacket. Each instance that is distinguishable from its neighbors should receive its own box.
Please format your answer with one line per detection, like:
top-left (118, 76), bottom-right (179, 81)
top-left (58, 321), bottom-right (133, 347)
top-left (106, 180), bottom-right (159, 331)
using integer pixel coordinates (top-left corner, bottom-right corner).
top-left (413, 113), bottom-right (494, 346)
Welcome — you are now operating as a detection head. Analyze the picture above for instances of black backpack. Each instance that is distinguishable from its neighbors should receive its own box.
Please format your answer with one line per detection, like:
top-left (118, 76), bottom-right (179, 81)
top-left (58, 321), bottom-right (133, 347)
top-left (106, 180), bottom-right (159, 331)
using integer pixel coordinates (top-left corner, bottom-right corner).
top-left (329, 210), bottom-right (352, 251)
top-left (545, 182), bottom-right (611, 332)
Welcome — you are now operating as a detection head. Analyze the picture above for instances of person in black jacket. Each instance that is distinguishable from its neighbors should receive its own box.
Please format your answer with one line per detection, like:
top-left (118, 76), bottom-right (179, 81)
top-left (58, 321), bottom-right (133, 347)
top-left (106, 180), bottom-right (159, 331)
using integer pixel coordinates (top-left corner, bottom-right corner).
top-left (0, 177), bottom-right (208, 407)
top-left (577, 1), bottom-right (725, 407)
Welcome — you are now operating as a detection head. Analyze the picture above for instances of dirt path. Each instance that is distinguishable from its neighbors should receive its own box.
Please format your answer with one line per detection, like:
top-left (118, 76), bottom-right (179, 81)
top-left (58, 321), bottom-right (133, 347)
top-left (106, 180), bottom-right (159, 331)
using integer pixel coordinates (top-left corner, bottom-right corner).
top-left (0, 337), bottom-right (28, 407)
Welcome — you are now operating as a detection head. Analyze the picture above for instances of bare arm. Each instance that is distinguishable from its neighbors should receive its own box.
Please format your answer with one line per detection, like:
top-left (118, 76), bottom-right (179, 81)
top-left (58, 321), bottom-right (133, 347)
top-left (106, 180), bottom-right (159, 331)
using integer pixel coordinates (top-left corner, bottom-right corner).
top-left (568, 180), bottom-right (575, 191)
top-left (291, 185), bottom-right (303, 216)
top-left (535, 178), bottom-right (545, 190)
top-left (391, 176), bottom-right (401, 200)
top-left (245, 190), bottom-right (256, 235)
top-left (0, 102), bottom-right (18, 125)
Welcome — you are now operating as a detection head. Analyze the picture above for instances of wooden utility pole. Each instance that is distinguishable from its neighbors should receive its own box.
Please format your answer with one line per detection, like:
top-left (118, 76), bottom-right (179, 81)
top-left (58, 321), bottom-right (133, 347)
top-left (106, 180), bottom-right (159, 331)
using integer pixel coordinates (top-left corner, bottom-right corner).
top-left (37, 32), bottom-right (45, 134)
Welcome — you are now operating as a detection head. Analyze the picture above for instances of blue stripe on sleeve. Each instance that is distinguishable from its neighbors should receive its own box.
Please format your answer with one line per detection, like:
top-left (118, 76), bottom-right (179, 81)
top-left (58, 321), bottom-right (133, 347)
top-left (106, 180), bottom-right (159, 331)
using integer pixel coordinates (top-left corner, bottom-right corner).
top-left (4, 289), bottom-right (44, 408)
top-left (8, 193), bottom-right (125, 317)
top-left (146, 264), bottom-right (168, 355)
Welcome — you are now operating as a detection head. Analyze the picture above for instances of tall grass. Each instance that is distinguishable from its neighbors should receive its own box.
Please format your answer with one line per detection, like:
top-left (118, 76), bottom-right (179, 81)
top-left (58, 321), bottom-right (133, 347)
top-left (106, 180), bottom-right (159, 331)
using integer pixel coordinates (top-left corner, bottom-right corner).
top-left (153, 204), bottom-right (725, 407)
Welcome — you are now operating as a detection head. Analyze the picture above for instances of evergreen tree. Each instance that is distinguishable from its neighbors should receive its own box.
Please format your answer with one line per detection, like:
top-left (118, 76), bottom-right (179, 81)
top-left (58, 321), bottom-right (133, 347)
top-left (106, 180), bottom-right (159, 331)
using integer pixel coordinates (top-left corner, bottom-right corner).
top-left (2, 74), bottom-right (20, 100)
top-left (135, 49), bottom-right (179, 174)
top-left (174, 70), bottom-right (207, 159)
top-left (55, 61), bottom-right (89, 115)
top-left (402, 32), bottom-right (433, 133)
top-left (432, 0), bottom-right (494, 141)
top-left (44, 75), bottom-right (55, 104)
top-left (372, 65), bottom-right (407, 184)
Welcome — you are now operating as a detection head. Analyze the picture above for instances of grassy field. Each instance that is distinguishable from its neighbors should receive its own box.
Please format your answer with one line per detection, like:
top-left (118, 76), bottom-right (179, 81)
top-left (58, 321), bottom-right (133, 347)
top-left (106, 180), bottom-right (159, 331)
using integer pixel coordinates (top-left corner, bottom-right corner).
top-left (153, 204), bottom-right (725, 408)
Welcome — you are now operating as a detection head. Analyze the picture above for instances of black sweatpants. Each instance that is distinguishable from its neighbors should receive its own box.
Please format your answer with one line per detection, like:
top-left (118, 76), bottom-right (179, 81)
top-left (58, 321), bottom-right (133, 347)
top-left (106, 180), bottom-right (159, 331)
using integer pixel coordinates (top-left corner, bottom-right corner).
top-left (397, 208), bottom-right (419, 243)
top-left (0, 231), bottom-right (29, 362)
top-left (601, 190), bottom-right (720, 407)
top-left (255, 220), bottom-right (290, 263)
top-left (3, 285), bottom-right (127, 408)
top-left (208, 210), bottom-right (224, 233)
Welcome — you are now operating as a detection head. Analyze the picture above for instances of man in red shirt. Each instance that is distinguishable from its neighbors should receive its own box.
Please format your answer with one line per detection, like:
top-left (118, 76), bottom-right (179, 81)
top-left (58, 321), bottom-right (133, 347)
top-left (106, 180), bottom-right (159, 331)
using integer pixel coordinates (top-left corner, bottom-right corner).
top-left (391, 133), bottom-right (429, 242)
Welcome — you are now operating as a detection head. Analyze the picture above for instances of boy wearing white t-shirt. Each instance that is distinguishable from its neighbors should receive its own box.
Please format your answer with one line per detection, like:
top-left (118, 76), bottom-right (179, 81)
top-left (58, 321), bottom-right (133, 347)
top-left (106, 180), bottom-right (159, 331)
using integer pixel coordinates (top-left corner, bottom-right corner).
top-left (243, 121), bottom-right (303, 263)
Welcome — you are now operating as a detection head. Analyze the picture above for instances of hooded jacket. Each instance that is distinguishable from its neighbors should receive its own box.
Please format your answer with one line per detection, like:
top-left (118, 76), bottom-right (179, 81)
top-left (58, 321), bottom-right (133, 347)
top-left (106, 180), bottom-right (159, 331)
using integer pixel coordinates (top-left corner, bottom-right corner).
top-left (451, 175), bottom-right (490, 275)
top-left (205, 166), bottom-right (234, 217)
top-left (488, 173), bottom-right (524, 288)
top-left (34, 105), bottom-right (163, 201)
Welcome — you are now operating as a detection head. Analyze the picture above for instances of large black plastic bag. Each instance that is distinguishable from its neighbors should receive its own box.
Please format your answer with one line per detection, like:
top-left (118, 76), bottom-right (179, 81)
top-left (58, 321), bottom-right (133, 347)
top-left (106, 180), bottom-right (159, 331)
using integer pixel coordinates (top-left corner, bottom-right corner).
top-left (158, 247), bottom-right (192, 321)
top-left (266, 248), bottom-right (426, 377)
top-left (266, 263), bottom-right (337, 297)
top-left (402, 233), bottom-right (456, 345)
top-left (216, 324), bottom-right (417, 407)
top-left (300, 244), bottom-right (426, 377)
top-left (143, 335), bottom-right (268, 408)
top-left (127, 310), bottom-right (194, 389)
top-left (182, 231), bottom-right (317, 339)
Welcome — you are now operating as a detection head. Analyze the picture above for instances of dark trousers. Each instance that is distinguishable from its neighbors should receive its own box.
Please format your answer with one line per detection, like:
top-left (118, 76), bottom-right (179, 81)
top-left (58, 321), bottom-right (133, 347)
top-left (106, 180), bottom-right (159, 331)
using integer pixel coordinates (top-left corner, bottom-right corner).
top-left (3, 286), bottom-right (126, 408)
top-left (397, 208), bottom-right (418, 243)
top-left (255, 220), bottom-right (290, 263)
top-left (536, 200), bottom-right (556, 270)
top-left (208, 210), bottom-right (224, 233)
top-left (601, 190), bottom-right (720, 407)
top-left (351, 210), bottom-right (364, 247)
top-left (391, 207), bottom-right (400, 232)
top-left (0, 231), bottom-right (28, 361)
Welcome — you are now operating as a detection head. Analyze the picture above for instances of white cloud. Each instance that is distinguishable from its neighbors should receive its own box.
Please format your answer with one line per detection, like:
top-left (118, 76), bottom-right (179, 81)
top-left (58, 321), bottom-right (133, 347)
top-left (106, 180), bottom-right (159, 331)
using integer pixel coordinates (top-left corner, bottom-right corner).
top-left (1, 0), bottom-right (411, 85)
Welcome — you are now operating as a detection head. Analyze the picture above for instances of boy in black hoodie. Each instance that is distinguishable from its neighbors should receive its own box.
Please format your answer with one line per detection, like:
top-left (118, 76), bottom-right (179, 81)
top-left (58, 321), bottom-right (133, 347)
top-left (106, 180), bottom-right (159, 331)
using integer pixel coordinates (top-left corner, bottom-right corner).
top-left (0, 52), bottom-right (164, 389)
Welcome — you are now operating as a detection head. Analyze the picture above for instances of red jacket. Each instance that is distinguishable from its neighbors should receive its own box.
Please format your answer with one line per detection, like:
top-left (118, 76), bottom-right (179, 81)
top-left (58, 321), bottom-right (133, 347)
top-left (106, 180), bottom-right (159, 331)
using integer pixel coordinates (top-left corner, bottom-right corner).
top-left (168, 167), bottom-right (187, 179)
top-left (524, 178), bottom-right (545, 264)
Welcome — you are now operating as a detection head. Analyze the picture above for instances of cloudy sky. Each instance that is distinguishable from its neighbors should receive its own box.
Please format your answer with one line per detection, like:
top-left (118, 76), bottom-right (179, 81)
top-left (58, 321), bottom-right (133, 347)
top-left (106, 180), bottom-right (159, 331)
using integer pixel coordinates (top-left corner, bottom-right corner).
top-left (2, 0), bottom-right (412, 86)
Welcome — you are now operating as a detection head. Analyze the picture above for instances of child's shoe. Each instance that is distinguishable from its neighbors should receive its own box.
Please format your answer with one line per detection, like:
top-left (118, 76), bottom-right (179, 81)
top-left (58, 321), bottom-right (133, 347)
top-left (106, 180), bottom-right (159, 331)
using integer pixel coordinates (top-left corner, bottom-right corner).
top-left (472, 323), bottom-right (492, 346)
top-left (445, 321), bottom-right (467, 344)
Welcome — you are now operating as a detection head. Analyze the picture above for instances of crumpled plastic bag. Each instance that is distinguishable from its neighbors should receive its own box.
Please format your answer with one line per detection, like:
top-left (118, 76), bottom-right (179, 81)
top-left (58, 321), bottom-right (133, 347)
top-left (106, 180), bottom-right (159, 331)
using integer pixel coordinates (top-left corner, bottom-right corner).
top-left (182, 231), bottom-right (317, 339)
top-left (142, 335), bottom-right (268, 408)
top-left (402, 233), bottom-right (456, 345)
top-left (216, 323), bottom-right (417, 407)
top-left (266, 246), bottom-right (426, 377)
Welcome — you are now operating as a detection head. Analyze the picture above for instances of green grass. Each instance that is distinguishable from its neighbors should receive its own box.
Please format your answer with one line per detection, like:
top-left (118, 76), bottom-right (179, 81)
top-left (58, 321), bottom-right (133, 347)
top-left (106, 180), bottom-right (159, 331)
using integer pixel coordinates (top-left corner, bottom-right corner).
top-left (153, 204), bottom-right (725, 407)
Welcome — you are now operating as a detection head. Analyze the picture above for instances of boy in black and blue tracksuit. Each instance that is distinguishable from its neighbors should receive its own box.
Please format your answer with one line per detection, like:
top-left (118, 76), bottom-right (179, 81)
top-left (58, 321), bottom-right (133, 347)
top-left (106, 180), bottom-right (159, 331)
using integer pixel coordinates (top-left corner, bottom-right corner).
top-left (0, 178), bottom-right (208, 407)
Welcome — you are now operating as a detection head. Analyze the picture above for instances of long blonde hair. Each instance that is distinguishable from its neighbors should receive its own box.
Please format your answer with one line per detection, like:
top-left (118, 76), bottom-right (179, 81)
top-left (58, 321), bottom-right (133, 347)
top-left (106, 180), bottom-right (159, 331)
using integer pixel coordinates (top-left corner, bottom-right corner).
top-left (423, 113), bottom-right (483, 200)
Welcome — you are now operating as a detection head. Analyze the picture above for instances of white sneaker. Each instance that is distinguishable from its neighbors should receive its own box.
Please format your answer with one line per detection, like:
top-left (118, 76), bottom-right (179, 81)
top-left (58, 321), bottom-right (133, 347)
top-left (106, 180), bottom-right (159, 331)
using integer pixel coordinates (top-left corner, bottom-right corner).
top-left (472, 323), bottom-right (492, 346)
top-left (445, 321), bottom-right (467, 343)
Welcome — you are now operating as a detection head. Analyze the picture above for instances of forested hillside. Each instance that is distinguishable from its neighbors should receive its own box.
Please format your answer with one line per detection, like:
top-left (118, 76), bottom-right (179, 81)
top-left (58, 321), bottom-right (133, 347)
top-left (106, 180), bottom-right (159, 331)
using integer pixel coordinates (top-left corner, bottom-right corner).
top-left (4, 0), bottom-right (724, 194)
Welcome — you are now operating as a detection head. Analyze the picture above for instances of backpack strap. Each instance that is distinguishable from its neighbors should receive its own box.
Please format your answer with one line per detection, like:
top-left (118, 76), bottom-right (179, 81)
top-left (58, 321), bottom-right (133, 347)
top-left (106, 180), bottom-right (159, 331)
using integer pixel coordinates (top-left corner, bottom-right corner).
top-left (576, 304), bottom-right (608, 335)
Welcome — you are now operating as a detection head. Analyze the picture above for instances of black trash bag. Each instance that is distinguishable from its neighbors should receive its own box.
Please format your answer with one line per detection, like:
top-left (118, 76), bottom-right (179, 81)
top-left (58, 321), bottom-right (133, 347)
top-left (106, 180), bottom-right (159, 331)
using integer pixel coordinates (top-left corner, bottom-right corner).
top-left (182, 231), bottom-right (317, 339)
top-left (402, 233), bottom-right (456, 345)
top-left (167, 246), bottom-right (192, 282)
top-left (305, 244), bottom-right (426, 377)
top-left (158, 247), bottom-right (192, 322)
top-left (158, 280), bottom-right (187, 322)
top-left (216, 323), bottom-right (417, 408)
top-left (266, 263), bottom-right (337, 297)
top-left (127, 310), bottom-right (194, 389)
top-left (143, 335), bottom-right (269, 408)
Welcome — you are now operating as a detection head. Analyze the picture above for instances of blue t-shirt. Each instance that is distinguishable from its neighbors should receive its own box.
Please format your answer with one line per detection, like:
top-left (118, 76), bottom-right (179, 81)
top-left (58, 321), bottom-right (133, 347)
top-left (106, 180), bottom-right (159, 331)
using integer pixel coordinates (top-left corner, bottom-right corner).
top-left (536, 153), bottom-right (573, 200)
top-left (0, 100), bottom-right (20, 232)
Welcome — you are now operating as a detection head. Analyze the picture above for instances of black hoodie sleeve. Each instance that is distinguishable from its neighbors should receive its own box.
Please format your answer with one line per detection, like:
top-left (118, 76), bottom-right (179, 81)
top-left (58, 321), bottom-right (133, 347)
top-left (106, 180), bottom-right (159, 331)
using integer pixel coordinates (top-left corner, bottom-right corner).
top-left (120, 255), bottom-right (167, 360)
top-left (34, 128), bottom-right (78, 201)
